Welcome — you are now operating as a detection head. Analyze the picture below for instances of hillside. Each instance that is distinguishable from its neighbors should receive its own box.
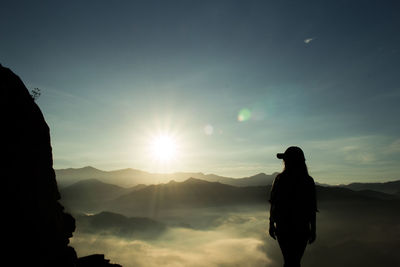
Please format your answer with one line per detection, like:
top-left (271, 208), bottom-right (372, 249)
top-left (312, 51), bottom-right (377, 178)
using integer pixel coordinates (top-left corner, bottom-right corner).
top-left (60, 176), bottom-right (400, 218)
top-left (76, 211), bottom-right (166, 239)
top-left (108, 178), bottom-right (267, 214)
top-left (60, 179), bottom-right (131, 212)
top-left (340, 180), bottom-right (400, 194)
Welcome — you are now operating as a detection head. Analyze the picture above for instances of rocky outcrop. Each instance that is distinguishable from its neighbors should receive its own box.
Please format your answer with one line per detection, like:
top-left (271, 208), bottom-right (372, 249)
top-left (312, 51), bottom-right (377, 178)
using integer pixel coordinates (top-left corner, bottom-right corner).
top-left (1, 63), bottom-right (121, 267)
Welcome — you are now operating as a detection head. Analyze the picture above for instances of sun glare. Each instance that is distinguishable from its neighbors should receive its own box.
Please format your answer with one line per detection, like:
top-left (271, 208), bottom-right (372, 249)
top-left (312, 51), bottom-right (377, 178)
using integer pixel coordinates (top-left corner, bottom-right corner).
top-left (150, 134), bottom-right (178, 162)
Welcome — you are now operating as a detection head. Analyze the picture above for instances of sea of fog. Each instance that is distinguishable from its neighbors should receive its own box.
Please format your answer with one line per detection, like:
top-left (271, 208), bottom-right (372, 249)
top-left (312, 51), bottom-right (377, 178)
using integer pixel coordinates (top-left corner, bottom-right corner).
top-left (70, 206), bottom-right (400, 267)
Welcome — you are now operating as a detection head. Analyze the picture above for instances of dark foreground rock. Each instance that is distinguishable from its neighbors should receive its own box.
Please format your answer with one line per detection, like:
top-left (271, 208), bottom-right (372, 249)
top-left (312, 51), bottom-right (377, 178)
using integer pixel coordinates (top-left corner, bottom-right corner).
top-left (77, 254), bottom-right (122, 267)
top-left (1, 63), bottom-right (121, 267)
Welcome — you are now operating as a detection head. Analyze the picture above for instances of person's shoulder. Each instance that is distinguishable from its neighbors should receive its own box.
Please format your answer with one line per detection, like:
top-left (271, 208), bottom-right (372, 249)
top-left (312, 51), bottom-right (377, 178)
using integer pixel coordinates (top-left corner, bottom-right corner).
top-left (275, 173), bottom-right (286, 181)
top-left (272, 173), bottom-right (283, 186)
top-left (306, 175), bottom-right (316, 185)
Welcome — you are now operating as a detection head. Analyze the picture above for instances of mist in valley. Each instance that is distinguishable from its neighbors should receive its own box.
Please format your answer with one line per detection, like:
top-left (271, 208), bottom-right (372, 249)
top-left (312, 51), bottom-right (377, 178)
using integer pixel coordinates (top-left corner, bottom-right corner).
top-left (71, 209), bottom-right (271, 267)
top-left (58, 169), bottom-right (400, 267)
top-left (68, 200), bottom-right (400, 267)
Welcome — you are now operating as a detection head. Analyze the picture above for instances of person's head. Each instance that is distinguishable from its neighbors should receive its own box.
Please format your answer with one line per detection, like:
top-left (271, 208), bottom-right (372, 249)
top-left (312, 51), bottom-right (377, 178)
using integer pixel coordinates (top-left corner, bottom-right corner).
top-left (277, 146), bottom-right (309, 175)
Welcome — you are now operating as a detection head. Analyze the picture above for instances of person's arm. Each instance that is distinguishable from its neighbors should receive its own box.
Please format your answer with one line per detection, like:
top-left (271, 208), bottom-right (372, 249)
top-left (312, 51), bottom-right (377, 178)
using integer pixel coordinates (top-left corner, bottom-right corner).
top-left (309, 210), bottom-right (316, 243)
top-left (309, 178), bottom-right (317, 244)
top-left (269, 200), bottom-right (276, 239)
top-left (268, 176), bottom-right (279, 239)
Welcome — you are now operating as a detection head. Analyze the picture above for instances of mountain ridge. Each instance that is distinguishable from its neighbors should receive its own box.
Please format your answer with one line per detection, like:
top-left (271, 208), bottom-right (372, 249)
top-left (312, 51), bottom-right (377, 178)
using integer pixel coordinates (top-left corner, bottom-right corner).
top-left (60, 177), bottom-right (400, 218)
top-left (56, 166), bottom-right (277, 188)
top-left (339, 180), bottom-right (400, 194)
top-left (56, 166), bottom-right (399, 193)
top-left (76, 211), bottom-right (166, 239)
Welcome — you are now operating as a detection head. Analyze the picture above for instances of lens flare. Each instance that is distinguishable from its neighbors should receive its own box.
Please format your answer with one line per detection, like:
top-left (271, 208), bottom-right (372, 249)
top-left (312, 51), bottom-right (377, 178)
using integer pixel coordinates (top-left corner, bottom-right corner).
top-left (204, 124), bottom-right (214, 135)
top-left (238, 108), bottom-right (252, 122)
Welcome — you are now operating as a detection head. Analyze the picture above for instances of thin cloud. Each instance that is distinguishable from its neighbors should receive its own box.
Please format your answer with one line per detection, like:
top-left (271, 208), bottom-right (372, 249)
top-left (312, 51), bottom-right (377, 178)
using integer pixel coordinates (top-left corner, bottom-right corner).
top-left (304, 37), bottom-right (316, 44)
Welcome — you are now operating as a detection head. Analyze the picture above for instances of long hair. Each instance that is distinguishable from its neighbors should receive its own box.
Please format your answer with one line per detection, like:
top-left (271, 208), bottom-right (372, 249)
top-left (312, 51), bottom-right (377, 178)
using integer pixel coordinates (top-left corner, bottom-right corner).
top-left (282, 158), bottom-right (309, 177)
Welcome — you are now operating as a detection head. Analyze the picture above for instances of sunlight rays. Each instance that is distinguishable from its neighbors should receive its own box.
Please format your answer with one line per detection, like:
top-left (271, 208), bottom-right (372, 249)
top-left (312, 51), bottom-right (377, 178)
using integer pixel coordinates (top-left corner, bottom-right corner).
top-left (150, 135), bottom-right (177, 162)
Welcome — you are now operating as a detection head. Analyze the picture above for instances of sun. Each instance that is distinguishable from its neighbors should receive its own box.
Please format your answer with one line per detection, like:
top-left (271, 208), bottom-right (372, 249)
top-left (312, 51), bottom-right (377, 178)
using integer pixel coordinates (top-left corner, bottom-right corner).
top-left (150, 134), bottom-right (178, 162)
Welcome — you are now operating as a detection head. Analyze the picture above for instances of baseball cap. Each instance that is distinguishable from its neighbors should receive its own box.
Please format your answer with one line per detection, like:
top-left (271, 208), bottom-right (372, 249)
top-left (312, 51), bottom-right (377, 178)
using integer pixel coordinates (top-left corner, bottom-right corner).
top-left (277, 146), bottom-right (306, 161)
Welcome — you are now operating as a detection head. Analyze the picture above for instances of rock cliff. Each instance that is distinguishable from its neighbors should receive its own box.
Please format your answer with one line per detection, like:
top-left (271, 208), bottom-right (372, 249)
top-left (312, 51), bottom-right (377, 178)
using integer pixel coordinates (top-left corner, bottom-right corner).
top-left (1, 63), bottom-right (120, 267)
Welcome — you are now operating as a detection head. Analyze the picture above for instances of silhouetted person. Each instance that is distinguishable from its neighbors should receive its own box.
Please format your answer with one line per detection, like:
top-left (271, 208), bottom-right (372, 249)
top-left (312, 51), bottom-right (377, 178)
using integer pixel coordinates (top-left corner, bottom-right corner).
top-left (269, 146), bottom-right (317, 267)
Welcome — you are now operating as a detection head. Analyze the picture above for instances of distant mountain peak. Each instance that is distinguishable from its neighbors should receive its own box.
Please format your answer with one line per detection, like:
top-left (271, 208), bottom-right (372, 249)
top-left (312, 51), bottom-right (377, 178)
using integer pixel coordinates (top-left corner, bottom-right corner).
top-left (250, 173), bottom-right (267, 178)
top-left (58, 166), bottom-right (102, 172)
top-left (82, 166), bottom-right (99, 170)
top-left (183, 177), bottom-right (210, 184)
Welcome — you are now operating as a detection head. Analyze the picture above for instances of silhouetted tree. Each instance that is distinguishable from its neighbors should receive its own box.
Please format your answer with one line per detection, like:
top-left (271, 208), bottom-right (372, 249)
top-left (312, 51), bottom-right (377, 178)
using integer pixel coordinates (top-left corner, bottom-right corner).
top-left (31, 87), bottom-right (41, 101)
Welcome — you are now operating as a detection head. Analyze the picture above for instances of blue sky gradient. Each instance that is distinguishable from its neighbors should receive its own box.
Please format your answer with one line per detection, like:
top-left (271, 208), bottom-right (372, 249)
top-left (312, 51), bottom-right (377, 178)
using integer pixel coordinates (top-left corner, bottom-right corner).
top-left (1, 0), bottom-right (400, 183)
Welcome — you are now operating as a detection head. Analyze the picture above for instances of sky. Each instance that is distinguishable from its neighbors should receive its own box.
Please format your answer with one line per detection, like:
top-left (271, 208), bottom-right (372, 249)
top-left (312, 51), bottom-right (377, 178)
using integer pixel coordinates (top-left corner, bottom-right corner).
top-left (1, 0), bottom-right (400, 184)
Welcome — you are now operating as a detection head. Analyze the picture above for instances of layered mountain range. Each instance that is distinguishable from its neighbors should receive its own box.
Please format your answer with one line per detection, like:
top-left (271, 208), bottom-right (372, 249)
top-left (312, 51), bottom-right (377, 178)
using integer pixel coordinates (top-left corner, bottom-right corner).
top-left (56, 166), bottom-right (278, 187)
top-left (60, 175), bottom-right (400, 214)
